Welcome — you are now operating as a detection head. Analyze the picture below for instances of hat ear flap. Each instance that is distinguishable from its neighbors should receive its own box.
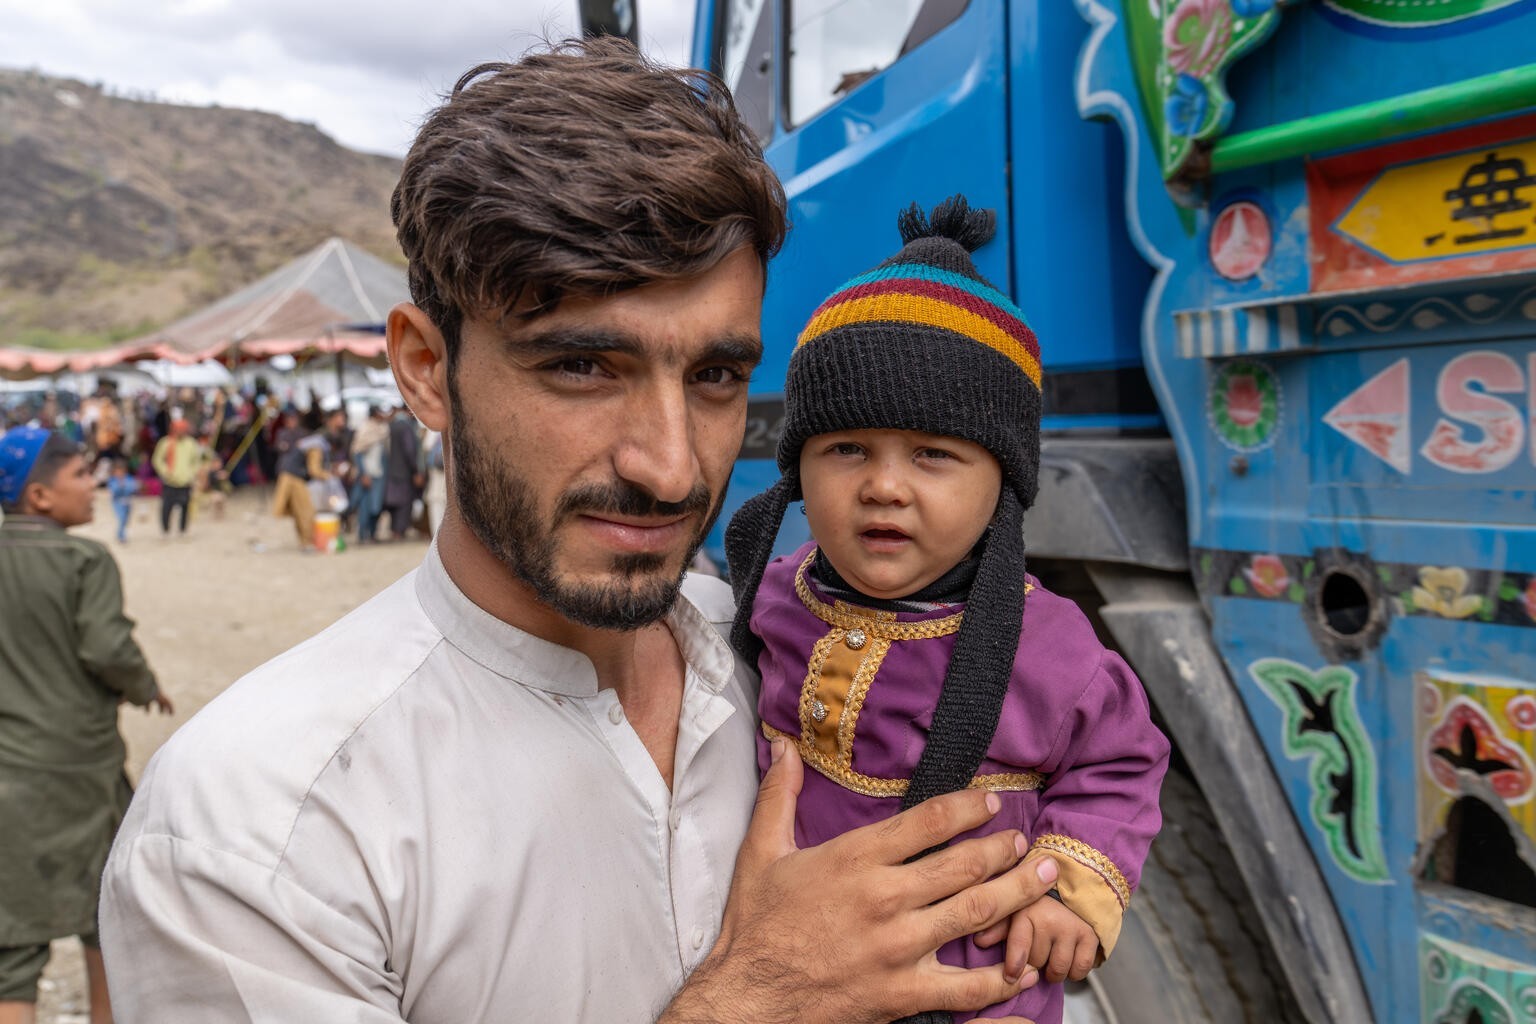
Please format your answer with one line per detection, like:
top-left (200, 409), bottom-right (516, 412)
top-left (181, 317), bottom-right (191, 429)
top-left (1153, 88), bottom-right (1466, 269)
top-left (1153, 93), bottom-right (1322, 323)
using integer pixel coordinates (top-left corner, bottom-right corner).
top-left (902, 487), bottom-right (1026, 812)
top-left (724, 478), bottom-right (793, 667)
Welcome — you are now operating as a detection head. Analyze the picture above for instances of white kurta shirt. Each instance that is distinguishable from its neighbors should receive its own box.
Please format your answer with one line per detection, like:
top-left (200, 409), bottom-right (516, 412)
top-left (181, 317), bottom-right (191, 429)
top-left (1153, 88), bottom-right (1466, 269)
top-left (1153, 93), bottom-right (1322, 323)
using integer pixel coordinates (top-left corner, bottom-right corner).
top-left (100, 544), bottom-right (760, 1022)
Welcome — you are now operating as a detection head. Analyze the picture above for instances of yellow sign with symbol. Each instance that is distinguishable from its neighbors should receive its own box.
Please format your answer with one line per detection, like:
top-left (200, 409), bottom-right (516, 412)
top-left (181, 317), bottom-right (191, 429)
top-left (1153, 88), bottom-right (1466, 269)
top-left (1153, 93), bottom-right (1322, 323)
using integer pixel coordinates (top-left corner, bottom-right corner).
top-left (1332, 137), bottom-right (1536, 264)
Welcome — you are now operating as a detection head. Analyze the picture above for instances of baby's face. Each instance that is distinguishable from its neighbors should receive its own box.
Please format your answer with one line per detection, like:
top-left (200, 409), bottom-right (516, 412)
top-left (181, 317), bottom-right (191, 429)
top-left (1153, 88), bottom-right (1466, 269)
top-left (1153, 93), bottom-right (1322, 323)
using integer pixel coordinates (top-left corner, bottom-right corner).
top-left (799, 428), bottom-right (1001, 601)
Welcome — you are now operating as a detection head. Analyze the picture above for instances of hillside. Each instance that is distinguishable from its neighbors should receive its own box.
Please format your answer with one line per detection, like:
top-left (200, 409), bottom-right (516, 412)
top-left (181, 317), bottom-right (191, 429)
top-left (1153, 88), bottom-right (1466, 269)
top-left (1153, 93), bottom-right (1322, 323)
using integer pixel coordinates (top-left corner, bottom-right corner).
top-left (0, 68), bottom-right (404, 350)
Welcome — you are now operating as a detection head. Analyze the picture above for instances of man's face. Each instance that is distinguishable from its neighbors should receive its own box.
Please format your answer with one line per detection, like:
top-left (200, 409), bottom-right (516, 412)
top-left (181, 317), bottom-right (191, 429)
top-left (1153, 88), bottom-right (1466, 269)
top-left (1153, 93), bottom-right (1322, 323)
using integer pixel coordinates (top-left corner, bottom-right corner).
top-left (447, 247), bottom-right (763, 631)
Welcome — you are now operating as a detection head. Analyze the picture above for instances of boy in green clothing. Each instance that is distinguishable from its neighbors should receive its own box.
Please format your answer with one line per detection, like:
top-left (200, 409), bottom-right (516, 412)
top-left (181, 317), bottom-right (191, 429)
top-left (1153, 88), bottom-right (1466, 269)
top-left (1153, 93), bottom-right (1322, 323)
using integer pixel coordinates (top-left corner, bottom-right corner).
top-left (0, 426), bottom-right (172, 1024)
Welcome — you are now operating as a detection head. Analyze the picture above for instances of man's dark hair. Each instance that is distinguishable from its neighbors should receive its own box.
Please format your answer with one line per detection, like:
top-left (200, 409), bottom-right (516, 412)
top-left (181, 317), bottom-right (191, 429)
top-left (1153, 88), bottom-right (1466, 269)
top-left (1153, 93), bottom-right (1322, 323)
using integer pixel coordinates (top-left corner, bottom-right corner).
top-left (391, 36), bottom-right (787, 364)
top-left (1, 433), bottom-right (82, 514)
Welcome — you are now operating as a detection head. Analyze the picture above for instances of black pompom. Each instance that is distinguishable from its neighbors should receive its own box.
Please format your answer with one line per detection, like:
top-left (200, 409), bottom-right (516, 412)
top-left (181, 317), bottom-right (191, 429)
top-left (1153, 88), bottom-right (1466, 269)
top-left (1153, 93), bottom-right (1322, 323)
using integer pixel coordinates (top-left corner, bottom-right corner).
top-left (896, 194), bottom-right (996, 251)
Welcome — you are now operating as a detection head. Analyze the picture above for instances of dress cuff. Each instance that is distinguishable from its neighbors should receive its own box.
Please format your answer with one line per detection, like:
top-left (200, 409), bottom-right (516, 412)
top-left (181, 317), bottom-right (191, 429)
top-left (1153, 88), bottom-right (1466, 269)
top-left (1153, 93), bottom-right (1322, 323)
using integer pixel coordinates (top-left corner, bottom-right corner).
top-left (1029, 833), bottom-right (1131, 960)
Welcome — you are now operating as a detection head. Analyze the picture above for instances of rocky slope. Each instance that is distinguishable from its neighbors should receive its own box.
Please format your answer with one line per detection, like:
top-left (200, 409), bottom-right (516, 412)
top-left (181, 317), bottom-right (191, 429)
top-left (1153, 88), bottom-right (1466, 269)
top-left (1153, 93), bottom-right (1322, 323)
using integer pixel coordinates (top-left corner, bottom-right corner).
top-left (0, 68), bottom-right (403, 349)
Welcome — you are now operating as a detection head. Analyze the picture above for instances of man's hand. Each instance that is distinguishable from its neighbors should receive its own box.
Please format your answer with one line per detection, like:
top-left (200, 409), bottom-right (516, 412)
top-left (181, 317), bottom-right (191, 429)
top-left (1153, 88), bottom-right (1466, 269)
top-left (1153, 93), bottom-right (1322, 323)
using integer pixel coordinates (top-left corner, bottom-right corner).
top-left (662, 740), bottom-right (1059, 1024)
top-left (978, 886), bottom-right (1098, 985)
top-left (149, 692), bottom-right (175, 715)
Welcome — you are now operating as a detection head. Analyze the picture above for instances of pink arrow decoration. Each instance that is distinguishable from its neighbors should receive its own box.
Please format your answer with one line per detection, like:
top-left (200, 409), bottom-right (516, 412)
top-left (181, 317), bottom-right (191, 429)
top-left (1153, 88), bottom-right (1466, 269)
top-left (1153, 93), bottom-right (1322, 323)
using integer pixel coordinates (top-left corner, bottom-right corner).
top-left (1323, 358), bottom-right (1411, 474)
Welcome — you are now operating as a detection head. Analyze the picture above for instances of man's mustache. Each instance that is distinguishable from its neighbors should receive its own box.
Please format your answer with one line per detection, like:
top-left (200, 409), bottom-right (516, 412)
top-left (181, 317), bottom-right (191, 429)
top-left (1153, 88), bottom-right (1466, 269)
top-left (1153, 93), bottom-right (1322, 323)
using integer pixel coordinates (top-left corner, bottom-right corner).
top-left (555, 480), bottom-right (713, 521)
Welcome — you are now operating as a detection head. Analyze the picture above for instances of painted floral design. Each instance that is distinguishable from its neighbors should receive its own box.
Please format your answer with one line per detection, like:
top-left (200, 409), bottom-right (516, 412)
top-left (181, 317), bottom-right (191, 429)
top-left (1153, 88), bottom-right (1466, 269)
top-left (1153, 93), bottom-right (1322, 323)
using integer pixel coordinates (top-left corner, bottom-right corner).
top-left (1231, 0), bottom-right (1277, 15)
top-left (1508, 695), bottom-right (1536, 732)
top-left (1525, 578), bottom-right (1536, 622)
top-left (1242, 554), bottom-right (1291, 598)
top-left (1411, 566), bottom-right (1483, 619)
top-left (1427, 698), bottom-right (1533, 801)
top-left (1164, 74), bottom-right (1209, 138)
top-left (1164, 0), bottom-right (1234, 77)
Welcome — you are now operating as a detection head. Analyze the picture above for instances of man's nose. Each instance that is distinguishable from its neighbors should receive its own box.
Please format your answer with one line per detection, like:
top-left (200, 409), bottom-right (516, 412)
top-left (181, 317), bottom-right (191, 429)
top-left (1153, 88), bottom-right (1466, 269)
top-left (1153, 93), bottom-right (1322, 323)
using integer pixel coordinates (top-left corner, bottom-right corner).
top-left (613, 384), bottom-right (698, 506)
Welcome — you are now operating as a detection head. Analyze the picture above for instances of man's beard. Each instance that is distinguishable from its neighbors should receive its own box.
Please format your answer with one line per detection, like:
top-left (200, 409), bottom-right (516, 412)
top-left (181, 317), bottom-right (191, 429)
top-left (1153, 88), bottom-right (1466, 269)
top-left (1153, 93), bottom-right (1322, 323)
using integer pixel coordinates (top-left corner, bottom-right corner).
top-left (449, 398), bottom-right (724, 631)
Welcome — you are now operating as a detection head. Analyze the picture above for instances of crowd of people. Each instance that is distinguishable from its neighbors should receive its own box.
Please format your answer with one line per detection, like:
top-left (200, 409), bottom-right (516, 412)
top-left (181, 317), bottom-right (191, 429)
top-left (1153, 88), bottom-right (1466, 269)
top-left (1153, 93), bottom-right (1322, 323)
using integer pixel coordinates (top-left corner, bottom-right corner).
top-left (2, 381), bottom-right (438, 550)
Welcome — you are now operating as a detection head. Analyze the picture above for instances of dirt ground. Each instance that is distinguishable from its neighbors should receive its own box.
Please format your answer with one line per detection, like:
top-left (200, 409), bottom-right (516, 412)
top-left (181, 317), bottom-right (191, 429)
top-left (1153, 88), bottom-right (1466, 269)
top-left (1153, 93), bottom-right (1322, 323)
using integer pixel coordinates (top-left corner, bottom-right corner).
top-left (36, 485), bottom-right (426, 1023)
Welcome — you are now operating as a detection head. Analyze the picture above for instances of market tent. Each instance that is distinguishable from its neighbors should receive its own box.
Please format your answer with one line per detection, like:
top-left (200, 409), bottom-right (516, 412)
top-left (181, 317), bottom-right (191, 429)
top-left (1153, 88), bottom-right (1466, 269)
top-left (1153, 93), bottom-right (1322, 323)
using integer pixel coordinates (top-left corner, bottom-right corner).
top-left (111, 236), bottom-right (406, 364)
top-left (0, 238), bottom-right (406, 379)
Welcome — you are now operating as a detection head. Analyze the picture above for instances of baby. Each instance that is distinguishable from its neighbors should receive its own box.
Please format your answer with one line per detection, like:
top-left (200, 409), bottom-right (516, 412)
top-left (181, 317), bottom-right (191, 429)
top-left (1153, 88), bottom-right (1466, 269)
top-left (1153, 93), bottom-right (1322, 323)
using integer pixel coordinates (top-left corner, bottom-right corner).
top-left (726, 197), bottom-right (1170, 1024)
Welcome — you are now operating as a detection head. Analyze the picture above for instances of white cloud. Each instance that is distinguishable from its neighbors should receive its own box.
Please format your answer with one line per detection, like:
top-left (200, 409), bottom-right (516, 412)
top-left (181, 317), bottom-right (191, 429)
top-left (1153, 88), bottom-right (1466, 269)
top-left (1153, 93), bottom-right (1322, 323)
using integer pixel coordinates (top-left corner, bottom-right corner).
top-left (0, 0), bottom-right (697, 156)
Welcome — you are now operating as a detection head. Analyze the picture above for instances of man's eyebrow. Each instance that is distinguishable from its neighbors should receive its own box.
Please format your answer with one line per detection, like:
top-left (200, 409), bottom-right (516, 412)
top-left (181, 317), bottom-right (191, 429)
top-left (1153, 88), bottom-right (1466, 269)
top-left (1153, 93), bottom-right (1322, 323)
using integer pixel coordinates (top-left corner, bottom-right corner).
top-left (510, 328), bottom-right (763, 367)
top-left (509, 327), bottom-right (644, 359)
top-left (704, 333), bottom-right (764, 368)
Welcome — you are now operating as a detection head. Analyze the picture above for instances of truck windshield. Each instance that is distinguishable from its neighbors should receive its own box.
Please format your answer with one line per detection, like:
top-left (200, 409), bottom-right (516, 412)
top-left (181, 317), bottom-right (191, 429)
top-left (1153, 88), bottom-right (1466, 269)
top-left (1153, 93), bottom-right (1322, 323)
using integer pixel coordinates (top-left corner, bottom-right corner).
top-left (786, 0), bottom-right (968, 125)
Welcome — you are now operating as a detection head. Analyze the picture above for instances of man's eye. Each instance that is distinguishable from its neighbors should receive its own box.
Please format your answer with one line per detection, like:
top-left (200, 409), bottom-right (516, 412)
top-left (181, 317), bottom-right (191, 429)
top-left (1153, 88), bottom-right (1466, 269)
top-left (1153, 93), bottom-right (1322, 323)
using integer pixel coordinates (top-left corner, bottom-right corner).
top-left (832, 443), bottom-right (863, 457)
top-left (552, 358), bottom-right (598, 376)
top-left (919, 448), bottom-right (953, 461)
top-left (695, 366), bottom-right (745, 385)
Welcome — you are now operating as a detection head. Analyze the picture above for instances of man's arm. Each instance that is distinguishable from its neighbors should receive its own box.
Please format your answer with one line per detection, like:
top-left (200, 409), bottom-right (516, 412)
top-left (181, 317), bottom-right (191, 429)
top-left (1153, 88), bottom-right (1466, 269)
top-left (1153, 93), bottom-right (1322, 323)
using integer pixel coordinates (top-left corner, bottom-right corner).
top-left (661, 741), bottom-right (1058, 1024)
top-left (101, 831), bottom-right (405, 1022)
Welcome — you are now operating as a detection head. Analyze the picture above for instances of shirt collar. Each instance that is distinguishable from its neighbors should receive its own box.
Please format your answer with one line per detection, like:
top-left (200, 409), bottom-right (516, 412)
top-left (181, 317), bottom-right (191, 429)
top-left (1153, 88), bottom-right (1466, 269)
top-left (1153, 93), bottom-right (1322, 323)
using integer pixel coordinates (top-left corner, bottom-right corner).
top-left (414, 541), bottom-right (736, 699)
top-left (0, 514), bottom-right (64, 533)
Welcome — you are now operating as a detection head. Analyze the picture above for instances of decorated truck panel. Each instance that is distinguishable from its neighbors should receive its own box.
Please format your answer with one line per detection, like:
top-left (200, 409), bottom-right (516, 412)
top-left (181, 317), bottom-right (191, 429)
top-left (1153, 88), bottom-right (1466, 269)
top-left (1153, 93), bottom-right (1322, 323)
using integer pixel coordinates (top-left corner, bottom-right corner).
top-left (677, 0), bottom-right (1536, 1019)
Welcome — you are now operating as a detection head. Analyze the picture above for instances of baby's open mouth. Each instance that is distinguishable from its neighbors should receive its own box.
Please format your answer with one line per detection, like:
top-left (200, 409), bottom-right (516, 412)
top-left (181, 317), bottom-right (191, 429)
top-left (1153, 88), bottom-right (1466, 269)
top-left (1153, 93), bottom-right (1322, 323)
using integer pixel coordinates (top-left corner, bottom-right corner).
top-left (861, 528), bottom-right (910, 541)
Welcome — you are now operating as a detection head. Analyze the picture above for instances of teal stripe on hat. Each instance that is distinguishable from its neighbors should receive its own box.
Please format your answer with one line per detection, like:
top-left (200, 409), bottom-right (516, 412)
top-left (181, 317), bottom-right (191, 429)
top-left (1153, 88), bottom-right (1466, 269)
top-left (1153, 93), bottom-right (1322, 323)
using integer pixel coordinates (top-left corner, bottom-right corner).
top-left (828, 264), bottom-right (1030, 325)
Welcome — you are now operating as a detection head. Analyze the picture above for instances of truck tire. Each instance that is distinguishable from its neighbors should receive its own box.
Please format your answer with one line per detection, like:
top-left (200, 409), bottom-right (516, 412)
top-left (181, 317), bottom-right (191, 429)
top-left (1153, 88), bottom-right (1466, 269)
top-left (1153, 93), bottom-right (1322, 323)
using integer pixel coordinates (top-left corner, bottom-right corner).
top-left (1063, 768), bottom-right (1306, 1024)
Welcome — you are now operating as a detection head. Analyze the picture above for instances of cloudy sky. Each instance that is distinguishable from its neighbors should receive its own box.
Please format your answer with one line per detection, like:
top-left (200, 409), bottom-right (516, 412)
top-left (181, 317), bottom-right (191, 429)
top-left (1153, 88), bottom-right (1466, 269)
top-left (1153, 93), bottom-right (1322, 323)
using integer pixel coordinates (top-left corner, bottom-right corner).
top-left (0, 0), bottom-right (697, 157)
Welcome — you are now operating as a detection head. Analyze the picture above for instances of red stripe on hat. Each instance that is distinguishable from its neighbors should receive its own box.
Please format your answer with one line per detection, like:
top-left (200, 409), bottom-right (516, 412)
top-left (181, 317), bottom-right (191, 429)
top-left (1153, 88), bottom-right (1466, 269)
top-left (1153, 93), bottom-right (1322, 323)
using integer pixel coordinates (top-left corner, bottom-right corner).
top-left (809, 276), bottom-right (1040, 362)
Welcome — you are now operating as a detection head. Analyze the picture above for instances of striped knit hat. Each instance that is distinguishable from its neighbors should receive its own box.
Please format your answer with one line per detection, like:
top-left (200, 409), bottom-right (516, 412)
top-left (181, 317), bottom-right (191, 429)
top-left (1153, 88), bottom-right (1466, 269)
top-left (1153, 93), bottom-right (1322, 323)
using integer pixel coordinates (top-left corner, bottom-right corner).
top-left (726, 195), bottom-right (1042, 814)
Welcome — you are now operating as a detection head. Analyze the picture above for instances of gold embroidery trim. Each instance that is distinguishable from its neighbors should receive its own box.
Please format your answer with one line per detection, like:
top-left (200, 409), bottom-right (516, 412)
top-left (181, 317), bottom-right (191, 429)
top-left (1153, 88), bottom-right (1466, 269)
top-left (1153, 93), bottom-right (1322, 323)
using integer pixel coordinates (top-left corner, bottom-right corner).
top-left (798, 631), bottom-right (840, 752)
top-left (792, 549), bottom-right (1030, 638)
top-left (793, 551), bottom-right (964, 639)
top-left (763, 723), bottom-right (1044, 796)
top-left (1031, 833), bottom-right (1131, 909)
top-left (837, 637), bottom-right (891, 764)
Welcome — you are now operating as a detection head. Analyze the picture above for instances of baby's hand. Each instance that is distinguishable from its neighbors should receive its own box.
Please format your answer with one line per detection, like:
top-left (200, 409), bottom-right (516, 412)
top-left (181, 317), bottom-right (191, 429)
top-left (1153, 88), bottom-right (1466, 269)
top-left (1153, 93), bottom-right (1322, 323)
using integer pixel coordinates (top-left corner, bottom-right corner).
top-left (1002, 894), bottom-right (1099, 984)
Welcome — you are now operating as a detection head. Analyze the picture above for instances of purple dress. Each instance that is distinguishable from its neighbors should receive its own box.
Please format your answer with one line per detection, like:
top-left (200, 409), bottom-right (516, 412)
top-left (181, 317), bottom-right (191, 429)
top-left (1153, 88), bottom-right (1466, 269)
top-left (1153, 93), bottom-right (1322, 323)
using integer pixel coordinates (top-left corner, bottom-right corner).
top-left (750, 543), bottom-right (1169, 1024)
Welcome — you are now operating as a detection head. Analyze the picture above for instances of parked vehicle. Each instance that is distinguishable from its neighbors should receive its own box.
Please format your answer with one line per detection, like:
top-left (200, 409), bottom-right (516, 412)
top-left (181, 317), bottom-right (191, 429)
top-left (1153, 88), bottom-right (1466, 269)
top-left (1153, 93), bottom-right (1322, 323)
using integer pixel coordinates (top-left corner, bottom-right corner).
top-left (626, 1), bottom-right (1536, 1020)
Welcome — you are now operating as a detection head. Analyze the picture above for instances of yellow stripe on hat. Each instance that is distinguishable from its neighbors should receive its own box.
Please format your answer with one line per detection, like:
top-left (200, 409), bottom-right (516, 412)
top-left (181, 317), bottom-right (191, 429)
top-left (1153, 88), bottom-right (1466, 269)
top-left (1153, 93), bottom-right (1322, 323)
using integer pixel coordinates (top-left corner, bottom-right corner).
top-left (798, 294), bottom-right (1042, 389)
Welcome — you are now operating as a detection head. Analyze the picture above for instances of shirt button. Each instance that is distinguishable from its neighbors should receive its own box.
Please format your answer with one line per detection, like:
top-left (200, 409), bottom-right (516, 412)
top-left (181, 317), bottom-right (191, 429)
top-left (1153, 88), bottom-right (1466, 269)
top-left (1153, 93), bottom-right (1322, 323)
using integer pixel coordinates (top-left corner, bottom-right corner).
top-left (668, 806), bottom-right (682, 830)
top-left (691, 926), bottom-right (706, 950)
top-left (608, 703), bottom-right (624, 725)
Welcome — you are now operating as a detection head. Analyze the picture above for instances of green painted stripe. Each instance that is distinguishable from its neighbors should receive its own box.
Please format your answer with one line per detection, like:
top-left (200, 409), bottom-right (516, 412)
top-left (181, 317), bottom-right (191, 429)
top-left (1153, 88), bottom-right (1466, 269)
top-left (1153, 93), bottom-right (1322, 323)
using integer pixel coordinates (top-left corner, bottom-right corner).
top-left (1208, 64), bottom-right (1536, 175)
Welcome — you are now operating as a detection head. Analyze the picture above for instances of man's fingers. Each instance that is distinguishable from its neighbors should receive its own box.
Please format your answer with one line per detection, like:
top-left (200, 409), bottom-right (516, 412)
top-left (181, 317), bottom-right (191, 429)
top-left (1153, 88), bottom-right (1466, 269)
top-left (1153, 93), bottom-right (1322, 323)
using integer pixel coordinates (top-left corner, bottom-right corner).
top-left (908, 828), bottom-right (1026, 907)
top-left (734, 740), bottom-right (803, 877)
top-left (867, 789), bottom-right (1007, 866)
top-left (921, 962), bottom-right (1039, 1016)
top-left (925, 853), bottom-right (1059, 949)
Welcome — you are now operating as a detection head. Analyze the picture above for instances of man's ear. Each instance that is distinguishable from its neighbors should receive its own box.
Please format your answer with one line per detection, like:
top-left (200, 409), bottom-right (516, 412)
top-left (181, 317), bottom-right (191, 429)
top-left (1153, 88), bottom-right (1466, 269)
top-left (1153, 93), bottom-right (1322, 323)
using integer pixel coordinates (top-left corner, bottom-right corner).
top-left (388, 302), bottom-right (451, 433)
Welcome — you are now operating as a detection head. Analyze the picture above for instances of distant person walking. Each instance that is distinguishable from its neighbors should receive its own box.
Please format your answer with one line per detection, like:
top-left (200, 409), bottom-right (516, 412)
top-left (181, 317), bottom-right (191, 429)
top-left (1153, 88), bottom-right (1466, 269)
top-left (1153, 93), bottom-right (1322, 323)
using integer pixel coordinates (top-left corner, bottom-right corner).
top-left (150, 419), bottom-right (202, 537)
top-left (106, 461), bottom-right (138, 544)
top-left (0, 426), bottom-right (172, 1024)
top-left (270, 410), bottom-right (336, 550)
top-left (382, 408), bottom-right (422, 540)
top-left (349, 405), bottom-right (390, 543)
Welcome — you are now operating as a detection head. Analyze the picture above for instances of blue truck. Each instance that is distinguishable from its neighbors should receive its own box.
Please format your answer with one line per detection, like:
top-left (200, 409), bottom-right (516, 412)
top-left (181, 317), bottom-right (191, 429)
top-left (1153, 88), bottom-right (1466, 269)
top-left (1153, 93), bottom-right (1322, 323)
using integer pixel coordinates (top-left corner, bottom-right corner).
top-left (588, 0), bottom-right (1536, 1019)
